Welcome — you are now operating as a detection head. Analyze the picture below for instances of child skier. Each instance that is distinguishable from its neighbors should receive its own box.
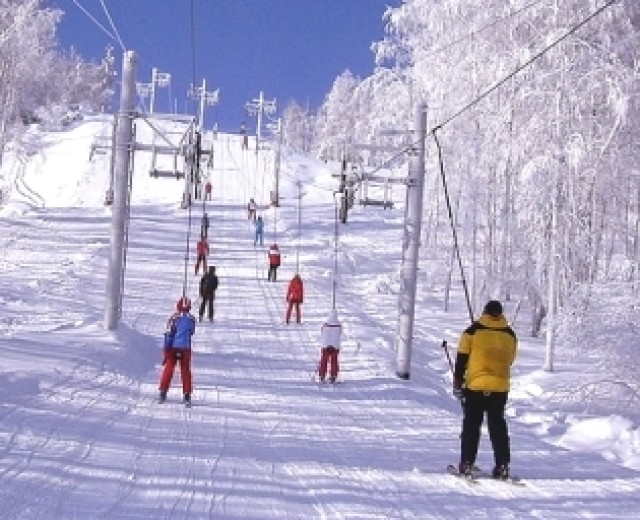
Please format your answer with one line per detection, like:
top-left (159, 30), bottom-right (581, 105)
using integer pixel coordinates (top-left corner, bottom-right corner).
top-left (159, 296), bottom-right (196, 405)
top-left (318, 309), bottom-right (343, 383)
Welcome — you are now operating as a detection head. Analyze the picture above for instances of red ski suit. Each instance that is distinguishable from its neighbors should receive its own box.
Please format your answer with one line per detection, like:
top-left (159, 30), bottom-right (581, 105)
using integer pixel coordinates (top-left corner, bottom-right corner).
top-left (195, 239), bottom-right (209, 274)
top-left (286, 275), bottom-right (304, 323)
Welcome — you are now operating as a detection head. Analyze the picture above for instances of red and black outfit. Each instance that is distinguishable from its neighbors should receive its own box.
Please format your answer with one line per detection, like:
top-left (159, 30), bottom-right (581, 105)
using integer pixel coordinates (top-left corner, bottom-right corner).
top-left (267, 244), bottom-right (281, 282)
top-left (159, 297), bottom-right (196, 404)
top-left (195, 238), bottom-right (209, 275)
top-left (285, 274), bottom-right (304, 324)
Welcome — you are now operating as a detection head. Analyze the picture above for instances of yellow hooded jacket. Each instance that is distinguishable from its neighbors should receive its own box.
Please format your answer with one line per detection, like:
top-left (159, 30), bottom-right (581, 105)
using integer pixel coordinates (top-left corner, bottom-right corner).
top-left (454, 314), bottom-right (517, 392)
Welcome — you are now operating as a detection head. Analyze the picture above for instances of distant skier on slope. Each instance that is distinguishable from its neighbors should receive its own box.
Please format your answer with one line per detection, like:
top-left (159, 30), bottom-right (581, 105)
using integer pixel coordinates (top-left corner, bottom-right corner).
top-left (201, 212), bottom-right (210, 239)
top-left (198, 265), bottom-right (219, 322)
top-left (453, 299), bottom-right (517, 480)
top-left (285, 273), bottom-right (304, 324)
top-left (159, 296), bottom-right (196, 405)
top-left (317, 309), bottom-right (342, 383)
top-left (254, 215), bottom-right (264, 246)
top-left (240, 122), bottom-right (249, 150)
top-left (247, 198), bottom-right (257, 221)
top-left (195, 235), bottom-right (209, 275)
top-left (267, 243), bottom-right (281, 281)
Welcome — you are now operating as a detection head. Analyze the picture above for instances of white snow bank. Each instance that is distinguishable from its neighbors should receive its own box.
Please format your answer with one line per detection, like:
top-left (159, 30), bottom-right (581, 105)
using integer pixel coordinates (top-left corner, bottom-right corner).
top-left (558, 415), bottom-right (640, 470)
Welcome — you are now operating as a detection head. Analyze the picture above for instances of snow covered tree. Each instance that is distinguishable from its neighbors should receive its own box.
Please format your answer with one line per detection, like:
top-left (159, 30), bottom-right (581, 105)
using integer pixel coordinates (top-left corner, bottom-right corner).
top-left (0, 0), bottom-right (61, 155)
top-left (370, 0), bottom-right (640, 321)
top-left (281, 100), bottom-right (314, 153)
top-left (0, 0), bottom-right (114, 162)
top-left (315, 70), bottom-right (360, 161)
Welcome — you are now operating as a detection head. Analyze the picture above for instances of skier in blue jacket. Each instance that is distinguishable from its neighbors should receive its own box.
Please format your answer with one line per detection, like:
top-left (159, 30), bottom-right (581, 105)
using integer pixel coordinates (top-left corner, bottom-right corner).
top-left (159, 296), bottom-right (196, 405)
top-left (254, 215), bottom-right (264, 246)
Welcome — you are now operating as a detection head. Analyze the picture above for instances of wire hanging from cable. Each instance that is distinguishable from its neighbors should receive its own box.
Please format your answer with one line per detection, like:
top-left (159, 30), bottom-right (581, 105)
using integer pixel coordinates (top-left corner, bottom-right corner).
top-left (180, 1), bottom-right (200, 297)
top-left (332, 193), bottom-right (339, 310)
top-left (432, 130), bottom-right (474, 323)
top-left (189, 0), bottom-right (198, 109)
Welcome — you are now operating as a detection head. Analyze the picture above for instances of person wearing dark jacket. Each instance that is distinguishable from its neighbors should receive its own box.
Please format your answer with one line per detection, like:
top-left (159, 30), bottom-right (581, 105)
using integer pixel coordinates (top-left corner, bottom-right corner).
top-left (198, 266), bottom-right (219, 322)
top-left (201, 212), bottom-right (210, 238)
top-left (453, 299), bottom-right (517, 480)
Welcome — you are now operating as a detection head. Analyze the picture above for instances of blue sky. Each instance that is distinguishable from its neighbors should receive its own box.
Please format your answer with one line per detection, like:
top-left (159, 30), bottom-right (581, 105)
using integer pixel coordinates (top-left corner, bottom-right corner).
top-left (52, 0), bottom-right (399, 132)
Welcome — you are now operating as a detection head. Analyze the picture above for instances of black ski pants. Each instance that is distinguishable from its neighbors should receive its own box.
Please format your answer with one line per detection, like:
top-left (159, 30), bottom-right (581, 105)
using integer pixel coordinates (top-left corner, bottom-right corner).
top-left (199, 294), bottom-right (215, 321)
top-left (460, 389), bottom-right (510, 467)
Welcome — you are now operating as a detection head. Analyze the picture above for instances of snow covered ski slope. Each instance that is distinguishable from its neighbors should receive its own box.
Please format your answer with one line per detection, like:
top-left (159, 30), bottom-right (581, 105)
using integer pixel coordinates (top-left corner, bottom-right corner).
top-left (0, 118), bottom-right (639, 519)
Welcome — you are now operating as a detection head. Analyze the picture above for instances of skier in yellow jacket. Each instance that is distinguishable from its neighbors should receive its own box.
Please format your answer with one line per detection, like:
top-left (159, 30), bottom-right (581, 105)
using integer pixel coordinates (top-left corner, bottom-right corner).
top-left (453, 299), bottom-right (517, 480)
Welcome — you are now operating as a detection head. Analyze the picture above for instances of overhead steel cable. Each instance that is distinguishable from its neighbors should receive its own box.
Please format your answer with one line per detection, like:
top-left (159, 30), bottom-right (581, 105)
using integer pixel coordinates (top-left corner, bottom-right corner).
top-left (70, 0), bottom-right (121, 47)
top-left (99, 0), bottom-right (126, 51)
top-left (419, 0), bottom-right (550, 63)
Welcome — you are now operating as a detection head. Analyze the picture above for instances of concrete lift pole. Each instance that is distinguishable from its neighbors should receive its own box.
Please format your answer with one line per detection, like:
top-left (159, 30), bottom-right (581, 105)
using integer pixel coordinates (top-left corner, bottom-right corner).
top-left (105, 50), bottom-right (137, 331)
top-left (395, 102), bottom-right (428, 379)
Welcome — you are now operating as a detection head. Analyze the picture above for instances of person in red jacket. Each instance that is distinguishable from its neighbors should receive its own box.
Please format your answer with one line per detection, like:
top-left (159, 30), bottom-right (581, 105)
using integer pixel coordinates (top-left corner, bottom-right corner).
top-left (267, 243), bottom-right (281, 282)
top-left (204, 181), bottom-right (212, 201)
top-left (195, 235), bottom-right (209, 275)
top-left (285, 274), bottom-right (304, 324)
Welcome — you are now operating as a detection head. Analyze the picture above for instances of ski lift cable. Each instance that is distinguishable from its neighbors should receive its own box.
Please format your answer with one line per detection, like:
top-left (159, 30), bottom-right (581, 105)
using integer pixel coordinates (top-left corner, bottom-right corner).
top-left (420, 0), bottom-right (550, 62)
top-left (181, 143), bottom-right (197, 298)
top-left (98, 0), bottom-right (126, 52)
top-left (189, 0), bottom-right (198, 100)
top-left (431, 130), bottom-right (474, 324)
top-left (175, 0), bottom-right (202, 299)
top-left (431, 0), bottom-right (621, 133)
top-left (332, 192), bottom-right (340, 310)
top-left (70, 0), bottom-right (123, 49)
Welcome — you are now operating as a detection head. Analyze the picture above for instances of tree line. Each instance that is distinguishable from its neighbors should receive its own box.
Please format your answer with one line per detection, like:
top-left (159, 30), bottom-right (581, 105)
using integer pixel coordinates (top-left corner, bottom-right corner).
top-left (281, 0), bottom-right (639, 336)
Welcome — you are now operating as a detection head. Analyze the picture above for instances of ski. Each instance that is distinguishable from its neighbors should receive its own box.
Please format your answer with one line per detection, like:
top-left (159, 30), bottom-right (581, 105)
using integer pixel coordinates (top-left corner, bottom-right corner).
top-left (483, 472), bottom-right (524, 486)
top-left (157, 394), bottom-right (192, 408)
top-left (446, 464), bottom-right (479, 484)
top-left (447, 464), bottom-right (524, 486)
top-left (316, 379), bottom-right (342, 387)
top-left (474, 467), bottom-right (524, 486)
top-left (311, 372), bottom-right (340, 385)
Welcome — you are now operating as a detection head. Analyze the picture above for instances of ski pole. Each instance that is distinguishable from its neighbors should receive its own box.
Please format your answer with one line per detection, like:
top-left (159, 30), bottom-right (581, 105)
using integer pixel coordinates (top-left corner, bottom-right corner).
top-left (442, 340), bottom-right (454, 376)
top-left (443, 340), bottom-right (465, 407)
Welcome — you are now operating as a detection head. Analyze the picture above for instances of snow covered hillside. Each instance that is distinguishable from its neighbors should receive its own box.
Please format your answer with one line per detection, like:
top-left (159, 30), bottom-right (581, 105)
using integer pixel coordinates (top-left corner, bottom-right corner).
top-left (0, 118), bottom-right (639, 519)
